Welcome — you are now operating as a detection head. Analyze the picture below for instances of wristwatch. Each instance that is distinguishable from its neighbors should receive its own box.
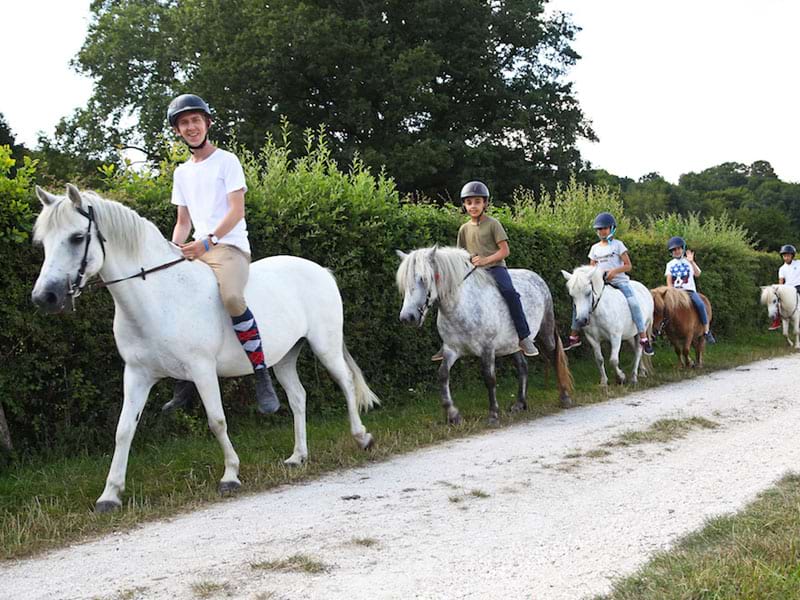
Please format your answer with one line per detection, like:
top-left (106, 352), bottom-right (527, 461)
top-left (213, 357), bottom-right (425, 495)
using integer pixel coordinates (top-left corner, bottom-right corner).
top-left (209, 234), bottom-right (219, 245)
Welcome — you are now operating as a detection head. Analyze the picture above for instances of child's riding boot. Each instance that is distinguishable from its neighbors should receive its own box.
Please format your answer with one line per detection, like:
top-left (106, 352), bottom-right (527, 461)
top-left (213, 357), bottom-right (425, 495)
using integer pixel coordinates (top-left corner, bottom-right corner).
top-left (769, 315), bottom-right (781, 330)
top-left (564, 335), bottom-right (581, 351)
top-left (162, 380), bottom-right (198, 413)
top-left (704, 331), bottom-right (717, 344)
top-left (255, 367), bottom-right (280, 414)
top-left (431, 348), bottom-right (444, 362)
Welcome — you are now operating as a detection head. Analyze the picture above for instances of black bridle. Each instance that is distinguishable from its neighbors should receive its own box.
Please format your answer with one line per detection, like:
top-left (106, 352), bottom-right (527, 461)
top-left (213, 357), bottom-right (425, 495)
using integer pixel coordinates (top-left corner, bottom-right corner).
top-left (65, 204), bottom-right (185, 311)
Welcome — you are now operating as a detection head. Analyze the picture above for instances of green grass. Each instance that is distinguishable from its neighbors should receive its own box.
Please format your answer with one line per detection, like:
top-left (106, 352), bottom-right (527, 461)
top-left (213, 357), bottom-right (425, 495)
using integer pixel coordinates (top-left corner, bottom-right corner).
top-left (250, 554), bottom-right (329, 574)
top-left (605, 417), bottom-right (720, 447)
top-left (0, 333), bottom-right (793, 560)
top-left (597, 473), bottom-right (800, 600)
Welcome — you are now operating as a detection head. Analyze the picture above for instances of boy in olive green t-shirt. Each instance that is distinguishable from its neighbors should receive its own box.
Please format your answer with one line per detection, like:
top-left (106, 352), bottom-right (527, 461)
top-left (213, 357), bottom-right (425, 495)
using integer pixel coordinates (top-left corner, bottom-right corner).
top-left (432, 181), bottom-right (538, 360)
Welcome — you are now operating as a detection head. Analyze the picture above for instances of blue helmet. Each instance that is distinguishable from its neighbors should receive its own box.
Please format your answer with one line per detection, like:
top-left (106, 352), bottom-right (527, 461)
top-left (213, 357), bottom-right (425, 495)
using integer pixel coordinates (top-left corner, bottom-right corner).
top-left (667, 236), bottom-right (686, 252)
top-left (592, 212), bottom-right (617, 229)
top-left (780, 244), bottom-right (797, 256)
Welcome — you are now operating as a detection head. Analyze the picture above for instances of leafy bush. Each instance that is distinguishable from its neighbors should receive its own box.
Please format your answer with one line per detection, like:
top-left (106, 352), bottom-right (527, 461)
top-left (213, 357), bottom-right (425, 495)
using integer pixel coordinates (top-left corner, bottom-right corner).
top-left (0, 132), bottom-right (779, 457)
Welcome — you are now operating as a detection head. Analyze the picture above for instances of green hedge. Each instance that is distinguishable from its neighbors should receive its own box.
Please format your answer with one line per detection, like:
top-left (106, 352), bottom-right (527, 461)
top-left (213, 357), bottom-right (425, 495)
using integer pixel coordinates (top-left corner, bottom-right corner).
top-left (0, 139), bottom-right (780, 456)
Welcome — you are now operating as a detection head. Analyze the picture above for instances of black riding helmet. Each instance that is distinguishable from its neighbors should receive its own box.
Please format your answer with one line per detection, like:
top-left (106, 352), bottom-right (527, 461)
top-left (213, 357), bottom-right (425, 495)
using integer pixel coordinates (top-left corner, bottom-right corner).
top-left (167, 94), bottom-right (212, 127)
top-left (460, 181), bottom-right (490, 201)
top-left (780, 244), bottom-right (797, 256)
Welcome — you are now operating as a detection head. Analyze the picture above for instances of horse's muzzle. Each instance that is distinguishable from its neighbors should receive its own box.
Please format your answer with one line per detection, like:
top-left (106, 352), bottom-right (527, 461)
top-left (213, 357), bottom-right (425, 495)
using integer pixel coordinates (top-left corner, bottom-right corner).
top-left (31, 284), bottom-right (67, 314)
top-left (399, 311), bottom-right (420, 326)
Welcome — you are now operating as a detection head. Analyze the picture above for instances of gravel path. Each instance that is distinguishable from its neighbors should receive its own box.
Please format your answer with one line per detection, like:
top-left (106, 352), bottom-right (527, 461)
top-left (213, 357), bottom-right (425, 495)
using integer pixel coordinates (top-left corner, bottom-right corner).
top-left (3, 355), bottom-right (799, 600)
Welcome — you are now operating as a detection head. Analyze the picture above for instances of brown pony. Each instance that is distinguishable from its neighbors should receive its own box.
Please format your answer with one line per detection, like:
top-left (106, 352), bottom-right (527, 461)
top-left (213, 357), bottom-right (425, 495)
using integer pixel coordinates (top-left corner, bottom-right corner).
top-left (651, 286), bottom-right (712, 368)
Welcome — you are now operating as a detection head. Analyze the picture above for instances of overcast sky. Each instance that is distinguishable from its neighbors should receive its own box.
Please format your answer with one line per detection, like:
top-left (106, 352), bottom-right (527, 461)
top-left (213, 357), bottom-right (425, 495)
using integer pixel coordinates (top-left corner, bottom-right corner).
top-left (3, 0), bottom-right (799, 183)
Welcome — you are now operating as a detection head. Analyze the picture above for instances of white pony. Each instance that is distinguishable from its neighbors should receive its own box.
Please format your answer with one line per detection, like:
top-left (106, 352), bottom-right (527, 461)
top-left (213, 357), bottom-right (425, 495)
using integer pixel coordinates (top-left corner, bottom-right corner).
top-left (397, 246), bottom-right (573, 425)
top-left (32, 184), bottom-right (378, 512)
top-left (760, 284), bottom-right (800, 349)
top-left (561, 266), bottom-right (654, 386)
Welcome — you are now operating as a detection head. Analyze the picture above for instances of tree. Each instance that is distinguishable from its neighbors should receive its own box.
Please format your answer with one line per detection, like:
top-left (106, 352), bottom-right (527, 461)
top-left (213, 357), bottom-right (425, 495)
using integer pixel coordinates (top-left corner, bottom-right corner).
top-left (0, 113), bottom-right (29, 171)
top-left (64, 0), bottom-right (594, 199)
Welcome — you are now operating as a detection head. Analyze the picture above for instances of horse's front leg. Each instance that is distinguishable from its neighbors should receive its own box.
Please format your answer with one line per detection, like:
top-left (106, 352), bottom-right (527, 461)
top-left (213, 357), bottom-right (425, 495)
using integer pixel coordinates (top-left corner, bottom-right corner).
top-left (585, 334), bottom-right (607, 387)
top-left (610, 335), bottom-right (627, 385)
top-left (793, 317), bottom-right (800, 350)
top-left (509, 351), bottom-right (528, 413)
top-left (438, 349), bottom-right (461, 425)
top-left (783, 318), bottom-right (794, 347)
top-left (193, 366), bottom-right (241, 494)
top-left (480, 350), bottom-right (499, 425)
top-left (96, 366), bottom-right (156, 512)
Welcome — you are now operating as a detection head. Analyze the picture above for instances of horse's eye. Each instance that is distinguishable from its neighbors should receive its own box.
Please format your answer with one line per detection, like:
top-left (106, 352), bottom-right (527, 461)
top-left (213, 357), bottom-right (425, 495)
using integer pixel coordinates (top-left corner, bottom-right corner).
top-left (69, 233), bottom-right (85, 245)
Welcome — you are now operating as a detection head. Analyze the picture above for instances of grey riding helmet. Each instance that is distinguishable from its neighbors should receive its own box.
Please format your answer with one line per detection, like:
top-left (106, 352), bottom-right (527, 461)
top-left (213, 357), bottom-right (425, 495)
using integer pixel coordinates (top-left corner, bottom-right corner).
top-left (460, 181), bottom-right (490, 202)
top-left (167, 94), bottom-right (212, 127)
top-left (780, 244), bottom-right (797, 256)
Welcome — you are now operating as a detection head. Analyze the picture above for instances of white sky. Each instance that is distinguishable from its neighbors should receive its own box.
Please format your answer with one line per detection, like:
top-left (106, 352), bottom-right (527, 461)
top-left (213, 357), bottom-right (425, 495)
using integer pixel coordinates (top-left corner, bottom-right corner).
top-left (3, 0), bottom-right (799, 184)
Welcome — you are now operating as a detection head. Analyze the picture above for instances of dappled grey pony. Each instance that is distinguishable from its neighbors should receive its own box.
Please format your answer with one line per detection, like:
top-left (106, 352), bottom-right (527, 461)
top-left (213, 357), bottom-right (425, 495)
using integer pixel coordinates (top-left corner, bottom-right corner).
top-left (31, 184), bottom-right (378, 512)
top-left (397, 246), bottom-right (573, 424)
top-left (562, 266), bottom-right (654, 387)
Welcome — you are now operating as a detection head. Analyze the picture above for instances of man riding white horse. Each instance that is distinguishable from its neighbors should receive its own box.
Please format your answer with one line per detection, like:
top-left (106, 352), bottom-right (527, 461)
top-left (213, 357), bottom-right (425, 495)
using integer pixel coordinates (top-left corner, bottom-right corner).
top-left (164, 93), bottom-right (280, 414)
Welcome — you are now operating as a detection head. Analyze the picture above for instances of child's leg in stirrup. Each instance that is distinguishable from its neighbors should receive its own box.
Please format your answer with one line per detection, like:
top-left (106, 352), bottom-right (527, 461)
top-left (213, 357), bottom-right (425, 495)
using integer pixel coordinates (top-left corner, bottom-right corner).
top-left (617, 280), bottom-right (653, 355)
top-left (488, 266), bottom-right (538, 356)
top-left (688, 290), bottom-right (715, 343)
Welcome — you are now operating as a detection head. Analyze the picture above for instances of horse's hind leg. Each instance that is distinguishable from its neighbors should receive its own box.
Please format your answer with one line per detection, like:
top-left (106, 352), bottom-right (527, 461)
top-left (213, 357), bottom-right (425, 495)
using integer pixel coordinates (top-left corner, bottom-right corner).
top-left (272, 341), bottom-right (310, 466)
top-left (509, 351), bottom-right (528, 413)
top-left (193, 366), bottom-right (241, 494)
top-left (480, 350), bottom-right (500, 425)
top-left (309, 340), bottom-right (373, 452)
top-left (96, 366), bottom-right (156, 512)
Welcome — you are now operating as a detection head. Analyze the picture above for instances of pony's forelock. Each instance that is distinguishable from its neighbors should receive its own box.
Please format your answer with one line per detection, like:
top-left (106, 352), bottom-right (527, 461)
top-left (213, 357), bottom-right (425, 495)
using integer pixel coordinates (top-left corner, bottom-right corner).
top-left (566, 265), bottom-right (601, 295)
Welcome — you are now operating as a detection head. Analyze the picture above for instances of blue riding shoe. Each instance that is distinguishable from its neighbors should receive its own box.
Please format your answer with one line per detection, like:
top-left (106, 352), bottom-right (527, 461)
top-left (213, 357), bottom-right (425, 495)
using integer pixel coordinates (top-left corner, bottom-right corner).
top-left (640, 337), bottom-right (655, 356)
top-left (564, 335), bottom-right (582, 351)
top-left (519, 336), bottom-right (539, 357)
top-left (704, 331), bottom-right (717, 344)
top-left (255, 367), bottom-right (281, 414)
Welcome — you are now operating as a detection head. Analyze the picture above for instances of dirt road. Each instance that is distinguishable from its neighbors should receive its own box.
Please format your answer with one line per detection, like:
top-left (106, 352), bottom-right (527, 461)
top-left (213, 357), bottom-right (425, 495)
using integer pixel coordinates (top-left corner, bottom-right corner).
top-left (3, 355), bottom-right (799, 599)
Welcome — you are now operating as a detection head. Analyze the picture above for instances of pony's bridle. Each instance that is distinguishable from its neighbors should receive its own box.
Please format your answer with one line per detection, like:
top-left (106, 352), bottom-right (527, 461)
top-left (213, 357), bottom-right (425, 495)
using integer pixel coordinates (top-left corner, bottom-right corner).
top-left (65, 204), bottom-right (185, 311)
top-left (67, 205), bottom-right (107, 309)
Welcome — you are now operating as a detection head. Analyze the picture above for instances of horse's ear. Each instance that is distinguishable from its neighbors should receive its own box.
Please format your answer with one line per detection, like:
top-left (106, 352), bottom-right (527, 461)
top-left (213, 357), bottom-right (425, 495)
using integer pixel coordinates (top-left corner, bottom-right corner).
top-left (561, 270), bottom-right (572, 281)
top-left (395, 250), bottom-right (408, 261)
top-left (35, 185), bottom-right (59, 207)
top-left (66, 183), bottom-right (83, 208)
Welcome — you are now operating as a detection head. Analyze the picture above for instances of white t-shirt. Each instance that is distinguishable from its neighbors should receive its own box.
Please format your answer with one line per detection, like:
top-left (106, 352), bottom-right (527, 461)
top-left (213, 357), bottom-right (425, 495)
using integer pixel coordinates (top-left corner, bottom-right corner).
top-left (665, 257), bottom-right (697, 292)
top-left (779, 260), bottom-right (800, 287)
top-left (171, 148), bottom-right (250, 255)
top-left (589, 239), bottom-right (630, 282)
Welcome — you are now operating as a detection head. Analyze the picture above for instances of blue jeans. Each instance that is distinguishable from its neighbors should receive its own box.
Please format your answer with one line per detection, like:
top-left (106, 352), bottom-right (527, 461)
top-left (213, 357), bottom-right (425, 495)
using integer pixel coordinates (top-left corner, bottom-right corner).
top-left (686, 290), bottom-right (708, 326)
top-left (572, 278), bottom-right (645, 334)
top-left (488, 266), bottom-right (531, 339)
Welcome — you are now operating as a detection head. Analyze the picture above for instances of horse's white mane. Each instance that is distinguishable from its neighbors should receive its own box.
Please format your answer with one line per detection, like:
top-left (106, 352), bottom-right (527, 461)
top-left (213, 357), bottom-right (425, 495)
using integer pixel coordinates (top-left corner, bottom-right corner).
top-left (760, 284), bottom-right (795, 305)
top-left (34, 191), bottom-right (171, 259)
top-left (396, 246), bottom-right (494, 301)
top-left (566, 265), bottom-right (603, 295)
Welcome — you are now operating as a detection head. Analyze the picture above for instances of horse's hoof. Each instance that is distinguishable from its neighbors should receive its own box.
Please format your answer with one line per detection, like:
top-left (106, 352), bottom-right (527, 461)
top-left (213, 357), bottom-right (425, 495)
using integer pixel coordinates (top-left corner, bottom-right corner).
top-left (359, 433), bottom-right (375, 451)
top-left (559, 395), bottom-right (573, 409)
top-left (509, 401), bottom-right (527, 414)
top-left (447, 412), bottom-right (462, 426)
top-left (487, 415), bottom-right (500, 427)
top-left (218, 480), bottom-right (241, 495)
top-left (95, 500), bottom-right (121, 514)
top-left (284, 455), bottom-right (307, 467)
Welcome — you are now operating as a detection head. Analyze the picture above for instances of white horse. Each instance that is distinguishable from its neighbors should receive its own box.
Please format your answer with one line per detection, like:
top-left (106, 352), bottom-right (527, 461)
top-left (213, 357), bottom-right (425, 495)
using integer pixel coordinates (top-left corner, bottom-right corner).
top-left (397, 246), bottom-right (573, 425)
top-left (32, 184), bottom-right (378, 512)
top-left (760, 284), bottom-right (800, 349)
top-left (561, 266), bottom-right (654, 386)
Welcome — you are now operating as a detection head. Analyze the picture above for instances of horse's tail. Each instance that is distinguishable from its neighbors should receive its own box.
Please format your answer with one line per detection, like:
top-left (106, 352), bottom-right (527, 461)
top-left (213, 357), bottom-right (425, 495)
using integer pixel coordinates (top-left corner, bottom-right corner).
top-left (343, 343), bottom-right (380, 412)
top-left (552, 325), bottom-right (574, 395)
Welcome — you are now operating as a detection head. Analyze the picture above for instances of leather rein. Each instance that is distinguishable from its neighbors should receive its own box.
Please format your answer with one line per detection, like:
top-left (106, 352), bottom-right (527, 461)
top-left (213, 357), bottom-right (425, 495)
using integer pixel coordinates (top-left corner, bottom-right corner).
top-left (66, 204), bottom-right (186, 310)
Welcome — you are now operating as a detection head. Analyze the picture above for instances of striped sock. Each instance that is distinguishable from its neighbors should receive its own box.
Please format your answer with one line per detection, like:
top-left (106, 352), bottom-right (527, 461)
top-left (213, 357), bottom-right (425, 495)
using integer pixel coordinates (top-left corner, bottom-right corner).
top-left (232, 308), bottom-right (266, 370)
